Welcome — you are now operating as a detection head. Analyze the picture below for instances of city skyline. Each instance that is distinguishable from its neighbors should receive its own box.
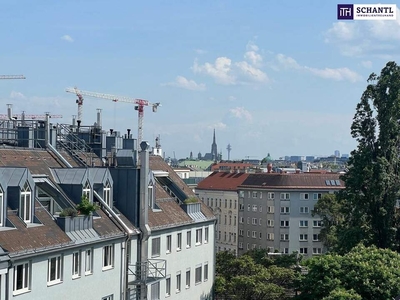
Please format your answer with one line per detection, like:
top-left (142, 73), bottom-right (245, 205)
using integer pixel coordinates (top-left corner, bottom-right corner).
top-left (0, 1), bottom-right (399, 158)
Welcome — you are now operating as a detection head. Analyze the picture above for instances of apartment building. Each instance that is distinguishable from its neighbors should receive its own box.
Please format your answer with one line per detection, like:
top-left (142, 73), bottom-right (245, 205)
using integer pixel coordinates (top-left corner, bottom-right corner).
top-left (196, 172), bottom-right (249, 255)
top-left (0, 114), bottom-right (215, 300)
top-left (237, 173), bottom-right (344, 256)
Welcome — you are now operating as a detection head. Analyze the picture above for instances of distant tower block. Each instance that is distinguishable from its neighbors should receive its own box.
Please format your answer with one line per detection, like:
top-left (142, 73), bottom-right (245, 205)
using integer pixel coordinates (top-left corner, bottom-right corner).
top-left (227, 143), bottom-right (232, 161)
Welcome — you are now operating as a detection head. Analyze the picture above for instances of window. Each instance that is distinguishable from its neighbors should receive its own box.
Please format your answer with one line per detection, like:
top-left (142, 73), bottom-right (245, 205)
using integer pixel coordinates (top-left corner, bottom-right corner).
top-left (72, 251), bottom-right (81, 278)
top-left (85, 248), bottom-right (93, 275)
top-left (267, 206), bottom-right (275, 213)
top-left (280, 233), bottom-right (289, 241)
top-left (13, 262), bottom-right (30, 293)
top-left (195, 266), bottom-right (202, 284)
top-left (259, 192), bottom-right (263, 199)
top-left (299, 234), bottom-right (308, 241)
top-left (252, 218), bottom-right (257, 225)
top-left (186, 231), bottom-right (192, 248)
top-left (234, 216), bottom-right (237, 226)
top-left (280, 193), bottom-right (290, 200)
top-left (166, 235), bottom-right (172, 253)
top-left (151, 282), bottom-right (160, 300)
top-left (239, 203), bottom-right (244, 211)
top-left (166, 277), bottom-right (171, 297)
top-left (103, 245), bottom-right (114, 269)
top-left (234, 200), bottom-right (237, 209)
top-left (267, 233), bottom-right (274, 240)
top-left (252, 231), bottom-right (257, 238)
top-left (205, 227), bottom-right (209, 243)
top-left (268, 192), bottom-right (275, 199)
top-left (247, 243), bottom-right (250, 250)
top-left (313, 220), bottom-right (322, 227)
top-left (313, 248), bottom-right (322, 255)
top-left (20, 182), bottom-right (31, 223)
top-left (229, 199), bottom-right (232, 208)
top-left (239, 229), bottom-right (243, 236)
top-left (313, 234), bottom-right (320, 241)
top-left (102, 296), bottom-right (113, 300)
top-left (177, 233), bottom-right (182, 251)
top-left (196, 229), bottom-right (202, 245)
top-left (224, 215), bottom-right (227, 224)
top-left (247, 204), bottom-right (250, 211)
top-left (225, 199), bottom-right (227, 208)
top-left (313, 193), bottom-right (322, 200)
top-left (48, 255), bottom-right (62, 284)
top-left (259, 218), bottom-right (262, 225)
top-left (252, 204), bottom-right (257, 212)
top-left (103, 181), bottom-right (111, 207)
top-left (204, 263), bottom-right (208, 281)
top-left (299, 220), bottom-right (309, 227)
top-left (259, 205), bottom-right (263, 212)
top-left (267, 219), bottom-right (274, 227)
top-left (83, 180), bottom-right (91, 200)
top-left (229, 215), bottom-right (232, 225)
top-left (280, 220), bottom-right (289, 227)
top-left (148, 185), bottom-right (154, 208)
top-left (152, 237), bottom-right (161, 257)
top-left (300, 206), bottom-right (309, 213)
top-left (176, 273), bottom-right (181, 292)
top-left (239, 242), bottom-right (243, 249)
top-left (252, 191), bottom-right (258, 198)
top-left (280, 206), bottom-right (290, 214)
top-left (247, 217), bottom-right (250, 224)
top-left (300, 193), bottom-right (309, 200)
top-left (247, 230), bottom-right (250, 237)
top-left (0, 187), bottom-right (3, 226)
top-left (240, 217), bottom-right (244, 223)
top-left (282, 248), bottom-right (289, 254)
top-left (219, 199), bottom-right (221, 207)
top-left (259, 232), bottom-right (262, 239)
top-left (186, 270), bottom-right (191, 288)
top-left (234, 233), bottom-right (237, 242)
top-left (300, 247), bottom-right (308, 254)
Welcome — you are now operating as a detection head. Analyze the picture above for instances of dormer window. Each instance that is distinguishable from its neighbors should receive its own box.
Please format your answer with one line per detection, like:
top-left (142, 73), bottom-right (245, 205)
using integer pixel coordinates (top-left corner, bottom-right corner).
top-left (103, 181), bottom-right (111, 207)
top-left (0, 186), bottom-right (3, 226)
top-left (83, 181), bottom-right (91, 200)
top-left (20, 182), bottom-right (32, 223)
top-left (148, 185), bottom-right (154, 209)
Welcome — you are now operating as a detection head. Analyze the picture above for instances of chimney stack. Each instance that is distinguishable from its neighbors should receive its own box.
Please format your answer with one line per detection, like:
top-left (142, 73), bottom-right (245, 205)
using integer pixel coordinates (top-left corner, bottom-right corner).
top-left (96, 109), bottom-right (102, 128)
top-left (7, 104), bottom-right (12, 120)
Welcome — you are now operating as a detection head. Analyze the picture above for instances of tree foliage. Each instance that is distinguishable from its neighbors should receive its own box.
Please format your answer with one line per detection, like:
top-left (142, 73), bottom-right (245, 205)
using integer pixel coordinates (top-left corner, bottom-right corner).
top-left (215, 250), bottom-right (298, 300)
top-left (314, 62), bottom-right (400, 253)
top-left (296, 245), bottom-right (400, 300)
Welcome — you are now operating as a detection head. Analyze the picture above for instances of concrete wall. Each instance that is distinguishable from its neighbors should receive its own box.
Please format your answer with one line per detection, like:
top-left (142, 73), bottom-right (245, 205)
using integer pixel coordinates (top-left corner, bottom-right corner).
top-left (8, 239), bottom-right (124, 300)
top-left (196, 189), bottom-right (237, 255)
top-left (148, 221), bottom-right (215, 300)
top-left (238, 189), bottom-right (336, 256)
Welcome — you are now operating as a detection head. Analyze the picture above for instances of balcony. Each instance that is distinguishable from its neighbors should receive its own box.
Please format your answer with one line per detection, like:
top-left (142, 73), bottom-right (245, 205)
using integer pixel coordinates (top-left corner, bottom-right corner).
top-left (128, 259), bottom-right (167, 286)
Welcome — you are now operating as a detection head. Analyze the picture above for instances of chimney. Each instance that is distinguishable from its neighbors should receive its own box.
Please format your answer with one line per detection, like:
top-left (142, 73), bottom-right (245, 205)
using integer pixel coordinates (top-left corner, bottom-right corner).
top-left (77, 120), bottom-right (81, 131)
top-left (267, 163), bottom-right (272, 173)
top-left (110, 129), bottom-right (113, 136)
top-left (96, 108), bottom-right (102, 127)
top-left (139, 141), bottom-right (151, 292)
top-left (127, 129), bottom-right (131, 138)
top-left (7, 104), bottom-right (12, 120)
top-left (72, 115), bottom-right (76, 127)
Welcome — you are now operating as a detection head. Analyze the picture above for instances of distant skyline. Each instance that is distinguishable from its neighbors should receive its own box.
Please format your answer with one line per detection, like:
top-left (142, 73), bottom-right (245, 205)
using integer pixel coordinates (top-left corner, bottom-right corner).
top-left (0, 1), bottom-right (399, 158)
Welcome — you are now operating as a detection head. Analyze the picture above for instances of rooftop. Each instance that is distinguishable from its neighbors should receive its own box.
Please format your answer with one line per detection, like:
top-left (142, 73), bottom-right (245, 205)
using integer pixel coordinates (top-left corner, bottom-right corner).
top-left (196, 171), bottom-right (249, 191)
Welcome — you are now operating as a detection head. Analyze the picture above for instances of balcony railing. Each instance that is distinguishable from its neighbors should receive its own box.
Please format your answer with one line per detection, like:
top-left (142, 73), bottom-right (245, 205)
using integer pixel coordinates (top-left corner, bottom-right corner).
top-left (128, 259), bottom-right (167, 286)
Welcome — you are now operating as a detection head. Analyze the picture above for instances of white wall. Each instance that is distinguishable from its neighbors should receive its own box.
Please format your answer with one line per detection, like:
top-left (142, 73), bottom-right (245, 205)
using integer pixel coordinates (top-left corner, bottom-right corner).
top-left (147, 222), bottom-right (215, 300)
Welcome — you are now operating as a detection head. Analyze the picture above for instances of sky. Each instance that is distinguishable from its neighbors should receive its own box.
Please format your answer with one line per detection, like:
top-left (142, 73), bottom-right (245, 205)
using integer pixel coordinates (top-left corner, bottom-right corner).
top-left (0, 0), bottom-right (399, 160)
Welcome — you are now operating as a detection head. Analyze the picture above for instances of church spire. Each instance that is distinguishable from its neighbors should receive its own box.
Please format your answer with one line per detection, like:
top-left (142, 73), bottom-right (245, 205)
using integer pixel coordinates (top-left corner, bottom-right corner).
top-left (211, 128), bottom-right (218, 162)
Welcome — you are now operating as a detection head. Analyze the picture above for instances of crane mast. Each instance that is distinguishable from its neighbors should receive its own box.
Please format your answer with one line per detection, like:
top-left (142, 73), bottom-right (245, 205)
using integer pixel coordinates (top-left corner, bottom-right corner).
top-left (65, 87), bottom-right (160, 146)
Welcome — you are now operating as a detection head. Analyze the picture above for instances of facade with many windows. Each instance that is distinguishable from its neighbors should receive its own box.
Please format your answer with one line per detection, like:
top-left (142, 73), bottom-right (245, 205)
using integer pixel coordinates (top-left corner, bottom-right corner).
top-left (196, 171), bottom-right (249, 255)
top-left (237, 173), bottom-right (344, 256)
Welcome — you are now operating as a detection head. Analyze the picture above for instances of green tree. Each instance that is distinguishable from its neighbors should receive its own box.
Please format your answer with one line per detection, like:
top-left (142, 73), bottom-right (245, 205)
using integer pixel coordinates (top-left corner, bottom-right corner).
top-left (215, 251), bottom-right (297, 300)
top-left (318, 62), bottom-right (400, 253)
top-left (296, 245), bottom-right (400, 300)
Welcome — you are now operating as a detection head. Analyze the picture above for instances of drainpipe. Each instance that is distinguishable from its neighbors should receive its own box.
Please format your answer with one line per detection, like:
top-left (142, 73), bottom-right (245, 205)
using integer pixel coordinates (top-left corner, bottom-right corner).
top-left (94, 190), bottom-right (136, 300)
top-left (139, 141), bottom-right (151, 300)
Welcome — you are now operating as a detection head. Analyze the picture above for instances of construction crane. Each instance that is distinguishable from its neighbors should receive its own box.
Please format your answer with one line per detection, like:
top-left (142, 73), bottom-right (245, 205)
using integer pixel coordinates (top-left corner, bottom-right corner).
top-left (65, 87), bottom-right (84, 126)
top-left (65, 87), bottom-right (160, 146)
top-left (0, 75), bottom-right (26, 80)
top-left (0, 113), bottom-right (63, 120)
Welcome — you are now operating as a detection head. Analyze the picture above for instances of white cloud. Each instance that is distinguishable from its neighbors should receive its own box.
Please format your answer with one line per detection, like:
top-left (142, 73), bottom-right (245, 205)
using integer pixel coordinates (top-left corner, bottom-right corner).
top-left (246, 41), bottom-right (259, 52)
top-left (325, 7), bottom-right (400, 57)
top-left (193, 57), bottom-right (236, 85)
top-left (61, 35), bottom-right (74, 42)
top-left (10, 91), bottom-right (26, 99)
top-left (230, 107), bottom-right (252, 122)
top-left (304, 66), bottom-right (362, 82)
top-left (195, 49), bottom-right (207, 55)
top-left (163, 76), bottom-right (206, 91)
top-left (244, 51), bottom-right (263, 67)
top-left (207, 122), bottom-right (227, 130)
top-left (236, 61), bottom-right (269, 82)
top-left (361, 60), bottom-right (372, 68)
top-left (275, 54), bottom-right (362, 82)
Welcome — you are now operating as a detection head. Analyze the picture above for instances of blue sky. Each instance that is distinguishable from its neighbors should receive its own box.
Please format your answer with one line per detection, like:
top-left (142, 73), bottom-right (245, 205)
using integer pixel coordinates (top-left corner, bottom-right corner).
top-left (0, 0), bottom-right (399, 160)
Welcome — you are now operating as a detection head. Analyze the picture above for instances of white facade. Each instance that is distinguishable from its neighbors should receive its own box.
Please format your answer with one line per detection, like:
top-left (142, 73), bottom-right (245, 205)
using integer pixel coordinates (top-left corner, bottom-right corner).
top-left (148, 222), bottom-right (215, 300)
top-left (9, 240), bottom-right (124, 300)
top-left (196, 189), bottom-right (238, 255)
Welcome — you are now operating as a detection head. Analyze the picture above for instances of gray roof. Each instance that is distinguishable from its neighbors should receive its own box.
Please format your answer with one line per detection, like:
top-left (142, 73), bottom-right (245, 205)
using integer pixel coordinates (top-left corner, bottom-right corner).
top-left (51, 168), bottom-right (88, 185)
top-left (0, 167), bottom-right (29, 187)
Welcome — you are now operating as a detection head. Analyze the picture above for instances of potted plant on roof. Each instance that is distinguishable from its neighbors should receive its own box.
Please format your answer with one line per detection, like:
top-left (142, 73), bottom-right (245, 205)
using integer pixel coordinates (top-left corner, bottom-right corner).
top-left (76, 194), bottom-right (99, 216)
top-left (181, 196), bottom-right (201, 214)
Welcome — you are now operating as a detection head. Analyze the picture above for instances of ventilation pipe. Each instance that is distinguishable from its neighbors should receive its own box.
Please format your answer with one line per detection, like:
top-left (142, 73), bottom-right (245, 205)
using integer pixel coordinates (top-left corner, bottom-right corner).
top-left (7, 104), bottom-right (12, 120)
top-left (139, 141), bottom-right (151, 300)
top-left (96, 108), bottom-right (102, 128)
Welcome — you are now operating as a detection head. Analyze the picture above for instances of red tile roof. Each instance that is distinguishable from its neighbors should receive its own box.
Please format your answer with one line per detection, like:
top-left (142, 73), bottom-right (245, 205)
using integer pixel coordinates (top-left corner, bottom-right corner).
top-left (210, 162), bottom-right (253, 171)
top-left (196, 171), bottom-right (250, 191)
top-left (239, 173), bottom-right (345, 189)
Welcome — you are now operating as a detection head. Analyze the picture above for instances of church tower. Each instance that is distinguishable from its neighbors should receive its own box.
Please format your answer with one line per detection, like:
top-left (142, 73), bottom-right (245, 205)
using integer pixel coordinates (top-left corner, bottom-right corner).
top-left (211, 129), bottom-right (218, 161)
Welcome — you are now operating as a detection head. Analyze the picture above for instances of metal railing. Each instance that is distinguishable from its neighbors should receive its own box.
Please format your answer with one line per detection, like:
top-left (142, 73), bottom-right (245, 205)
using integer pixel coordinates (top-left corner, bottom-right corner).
top-left (128, 259), bottom-right (167, 285)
